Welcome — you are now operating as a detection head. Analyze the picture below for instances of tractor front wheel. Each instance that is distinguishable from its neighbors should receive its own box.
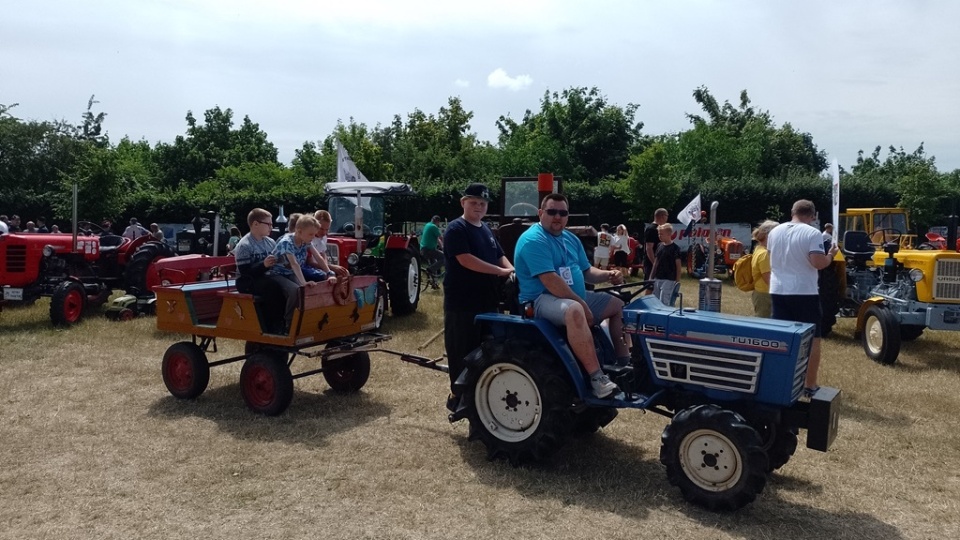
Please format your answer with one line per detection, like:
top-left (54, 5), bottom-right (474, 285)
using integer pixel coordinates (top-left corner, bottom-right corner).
top-left (50, 281), bottom-right (86, 326)
top-left (457, 339), bottom-right (574, 466)
top-left (387, 248), bottom-right (421, 315)
top-left (660, 404), bottom-right (768, 511)
top-left (240, 352), bottom-right (294, 416)
top-left (161, 341), bottom-right (210, 399)
top-left (862, 304), bottom-right (901, 365)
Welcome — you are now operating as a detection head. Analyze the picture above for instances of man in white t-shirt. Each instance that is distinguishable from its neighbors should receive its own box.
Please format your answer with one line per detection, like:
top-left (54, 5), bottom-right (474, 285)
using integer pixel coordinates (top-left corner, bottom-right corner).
top-left (594, 223), bottom-right (612, 268)
top-left (767, 200), bottom-right (839, 396)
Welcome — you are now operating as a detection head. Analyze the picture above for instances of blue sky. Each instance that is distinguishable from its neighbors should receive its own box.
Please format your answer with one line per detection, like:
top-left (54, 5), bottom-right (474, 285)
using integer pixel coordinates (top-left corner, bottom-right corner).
top-left (3, 0), bottom-right (958, 172)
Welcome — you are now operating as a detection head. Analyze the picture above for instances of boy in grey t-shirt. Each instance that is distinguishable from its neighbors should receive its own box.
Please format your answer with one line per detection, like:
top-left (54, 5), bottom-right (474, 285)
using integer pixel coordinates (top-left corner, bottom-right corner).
top-left (233, 208), bottom-right (285, 333)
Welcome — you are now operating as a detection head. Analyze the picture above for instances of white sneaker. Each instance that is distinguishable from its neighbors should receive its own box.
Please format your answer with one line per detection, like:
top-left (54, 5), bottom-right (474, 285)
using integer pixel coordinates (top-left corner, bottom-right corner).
top-left (590, 373), bottom-right (619, 398)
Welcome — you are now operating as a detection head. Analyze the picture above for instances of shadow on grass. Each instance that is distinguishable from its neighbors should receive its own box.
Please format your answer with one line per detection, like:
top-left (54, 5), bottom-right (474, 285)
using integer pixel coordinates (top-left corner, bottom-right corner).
top-left (147, 384), bottom-right (391, 448)
top-left (452, 429), bottom-right (904, 539)
top-left (839, 400), bottom-right (913, 427)
top-left (893, 339), bottom-right (960, 374)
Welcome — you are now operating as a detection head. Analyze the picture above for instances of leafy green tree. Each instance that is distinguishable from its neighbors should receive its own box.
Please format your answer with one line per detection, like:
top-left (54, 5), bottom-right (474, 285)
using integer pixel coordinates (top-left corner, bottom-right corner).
top-left (497, 87), bottom-right (643, 182)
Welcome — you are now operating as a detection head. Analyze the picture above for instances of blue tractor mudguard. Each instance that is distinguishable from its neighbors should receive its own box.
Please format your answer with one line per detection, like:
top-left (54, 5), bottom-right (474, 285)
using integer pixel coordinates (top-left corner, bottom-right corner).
top-left (474, 312), bottom-right (593, 399)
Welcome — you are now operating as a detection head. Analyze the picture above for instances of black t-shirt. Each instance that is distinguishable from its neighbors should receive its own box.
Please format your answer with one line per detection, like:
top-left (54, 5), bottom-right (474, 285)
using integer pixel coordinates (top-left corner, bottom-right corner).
top-left (653, 242), bottom-right (682, 280)
top-left (643, 224), bottom-right (661, 265)
top-left (443, 217), bottom-right (505, 312)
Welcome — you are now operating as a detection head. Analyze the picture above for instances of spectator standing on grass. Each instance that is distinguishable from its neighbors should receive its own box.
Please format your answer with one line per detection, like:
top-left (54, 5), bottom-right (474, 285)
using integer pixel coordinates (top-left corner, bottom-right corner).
top-left (643, 208), bottom-right (669, 281)
top-left (123, 218), bottom-right (149, 239)
top-left (651, 223), bottom-right (682, 306)
top-left (442, 183), bottom-right (514, 394)
top-left (37, 217), bottom-right (48, 233)
top-left (50, 224), bottom-right (60, 233)
top-left (0, 217), bottom-right (7, 235)
top-left (8, 215), bottom-right (21, 233)
top-left (150, 223), bottom-right (165, 242)
top-left (612, 224), bottom-right (632, 276)
top-left (24, 221), bottom-right (37, 233)
top-left (750, 220), bottom-right (778, 318)
top-left (594, 223), bottom-right (612, 269)
top-left (226, 226), bottom-right (241, 252)
top-left (822, 223), bottom-right (834, 252)
top-left (767, 200), bottom-right (839, 395)
top-left (420, 215), bottom-right (444, 282)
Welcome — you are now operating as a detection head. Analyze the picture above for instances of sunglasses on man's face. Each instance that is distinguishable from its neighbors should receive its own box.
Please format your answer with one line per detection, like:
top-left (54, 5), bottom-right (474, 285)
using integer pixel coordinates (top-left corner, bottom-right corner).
top-left (544, 209), bottom-right (569, 217)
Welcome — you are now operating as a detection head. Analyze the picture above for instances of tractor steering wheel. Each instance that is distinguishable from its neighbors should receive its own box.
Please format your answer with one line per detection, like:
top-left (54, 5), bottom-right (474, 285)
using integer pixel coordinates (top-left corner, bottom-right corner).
top-left (871, 228), bottom-right (902, 247)
top-left (77, 220), bottom-right (106, 236)
top-left (509, 202), bottom-right (540, 216)
top-left (594, 281), bottom-right (653, 304)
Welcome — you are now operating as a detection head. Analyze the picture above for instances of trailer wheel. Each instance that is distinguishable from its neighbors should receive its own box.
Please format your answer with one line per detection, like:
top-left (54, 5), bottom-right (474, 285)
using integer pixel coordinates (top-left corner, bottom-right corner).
top-left (322, 350), bottom-right (371, 392)
top-left (387, 248), bottom-right (420, 315)
top-left (660, 404), bottom-right (768, 511)
top-left (50, 281), bottom-right (86, 326)
top-left (862, 304), bottom-right (901, 365)
top-left (161, 342), bottom-right (210, 399)
top-left (240, 353), bottom-right (294, 416)
top-left (900, 325), bottom-right (924, 342)
top-left (125, 241), bottom-right (175, 296)
top-left (461, 339), bottom-right (574, 466)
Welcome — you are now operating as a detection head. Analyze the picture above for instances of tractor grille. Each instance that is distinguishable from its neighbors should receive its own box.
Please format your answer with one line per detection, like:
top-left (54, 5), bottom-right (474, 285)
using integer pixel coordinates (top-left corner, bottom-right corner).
top-left (646, 338), bottom-right (762, 393)
top-left (4, 245), bottom-right (27, 273)
top-left (934, 259), bottom-right (960, 301)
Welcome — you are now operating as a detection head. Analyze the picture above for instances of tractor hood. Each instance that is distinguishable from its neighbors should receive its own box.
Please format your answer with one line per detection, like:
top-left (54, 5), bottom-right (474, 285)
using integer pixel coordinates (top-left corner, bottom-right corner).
top-left (325, 182), bottom-right (415, 196)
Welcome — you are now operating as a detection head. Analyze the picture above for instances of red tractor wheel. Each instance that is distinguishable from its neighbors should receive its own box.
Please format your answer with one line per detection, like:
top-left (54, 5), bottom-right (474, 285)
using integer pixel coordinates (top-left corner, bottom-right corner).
top-left (240, 352), bottom-right (293, 416)
top-left (50, 281), bottom-right (86, 326)
top-left (119, 308), bottom-right (136, 321)
top-left (161, 342), bottom-right (210, 399)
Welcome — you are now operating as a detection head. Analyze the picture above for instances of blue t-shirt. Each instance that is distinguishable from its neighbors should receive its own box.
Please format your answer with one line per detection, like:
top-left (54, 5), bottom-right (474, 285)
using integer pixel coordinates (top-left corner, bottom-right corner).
top-left (271, 234), bottom-right (310, 277)
top-left (514, 223), bottom-right (591, 303)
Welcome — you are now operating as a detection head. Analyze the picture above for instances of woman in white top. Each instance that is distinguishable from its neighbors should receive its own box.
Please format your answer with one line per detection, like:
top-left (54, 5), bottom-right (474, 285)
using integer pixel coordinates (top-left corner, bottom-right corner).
top-left (612, 224), bottom-right (632, 274)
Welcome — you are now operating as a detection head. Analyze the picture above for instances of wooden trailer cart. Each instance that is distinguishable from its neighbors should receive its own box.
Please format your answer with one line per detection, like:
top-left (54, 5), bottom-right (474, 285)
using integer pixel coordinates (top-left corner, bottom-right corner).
top-left (154, 275), bottom-right (398, 415)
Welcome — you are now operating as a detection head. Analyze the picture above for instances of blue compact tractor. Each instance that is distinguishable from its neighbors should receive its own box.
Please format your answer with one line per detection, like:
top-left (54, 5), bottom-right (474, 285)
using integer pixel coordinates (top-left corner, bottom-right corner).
top-left (447, 284), bottom-right (841, 511)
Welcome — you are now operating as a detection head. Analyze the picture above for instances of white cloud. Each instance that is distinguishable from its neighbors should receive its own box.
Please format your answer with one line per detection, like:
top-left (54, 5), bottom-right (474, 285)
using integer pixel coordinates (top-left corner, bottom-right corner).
top-left (454, 79), bottom-right (470, 88)
top-left (487, 68), bottom-right (533, 91)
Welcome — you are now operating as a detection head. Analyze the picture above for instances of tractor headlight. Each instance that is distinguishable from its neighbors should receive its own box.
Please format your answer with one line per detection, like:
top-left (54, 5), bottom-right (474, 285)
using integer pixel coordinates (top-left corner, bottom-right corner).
top-left (42, 245), bottom-right (56, 257)
top-left (909, 268), bottom-right (924, 282)
top-left (347, 253), bottom-right (360, 266)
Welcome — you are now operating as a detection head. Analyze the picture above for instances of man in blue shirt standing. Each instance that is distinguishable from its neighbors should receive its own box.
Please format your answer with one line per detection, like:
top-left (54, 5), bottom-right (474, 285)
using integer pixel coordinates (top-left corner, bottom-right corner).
top-left (514, 193), bottom-right (628, 398)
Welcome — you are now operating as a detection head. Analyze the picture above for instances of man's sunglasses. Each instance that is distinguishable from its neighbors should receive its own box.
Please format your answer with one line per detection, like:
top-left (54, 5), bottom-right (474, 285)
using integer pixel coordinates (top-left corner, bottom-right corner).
top-left (544, 209), bottom-right (569, 217)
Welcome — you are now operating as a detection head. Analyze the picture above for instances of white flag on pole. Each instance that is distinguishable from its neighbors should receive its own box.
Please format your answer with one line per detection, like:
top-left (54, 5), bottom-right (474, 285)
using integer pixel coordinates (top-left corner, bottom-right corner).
top-left (337, 140), bottom-right (369, 183)
top-left (830, 159), bottom-right (840, 242)
top-left (678, 194), bottom-right (702, 226)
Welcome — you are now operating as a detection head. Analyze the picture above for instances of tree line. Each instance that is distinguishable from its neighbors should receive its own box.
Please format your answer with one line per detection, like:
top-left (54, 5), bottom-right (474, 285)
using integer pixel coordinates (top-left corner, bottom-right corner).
top-left (2, 88), bottom-right (958, 235)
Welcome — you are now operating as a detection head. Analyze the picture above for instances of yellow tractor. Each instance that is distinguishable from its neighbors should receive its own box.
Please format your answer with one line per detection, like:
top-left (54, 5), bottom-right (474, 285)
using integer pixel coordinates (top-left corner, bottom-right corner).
top-left (825, 207), bottom-right (960, 364)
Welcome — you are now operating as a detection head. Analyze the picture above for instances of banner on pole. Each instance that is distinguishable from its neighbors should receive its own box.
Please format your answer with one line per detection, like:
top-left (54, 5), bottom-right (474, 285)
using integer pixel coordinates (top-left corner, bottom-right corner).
top-left (337, 141), bottom-right (370, 183)
top-left (830, 159), bottom-right (840, 242)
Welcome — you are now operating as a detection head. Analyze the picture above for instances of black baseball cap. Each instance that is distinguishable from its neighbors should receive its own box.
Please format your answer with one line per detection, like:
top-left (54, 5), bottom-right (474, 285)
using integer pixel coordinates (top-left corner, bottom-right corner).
top-left (463, 183), bottom-right (492, 201)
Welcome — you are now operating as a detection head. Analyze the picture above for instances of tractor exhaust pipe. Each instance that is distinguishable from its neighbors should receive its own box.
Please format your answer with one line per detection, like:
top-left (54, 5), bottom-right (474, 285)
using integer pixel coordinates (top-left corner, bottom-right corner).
top-left (699, 201), bottom-right (722, 312)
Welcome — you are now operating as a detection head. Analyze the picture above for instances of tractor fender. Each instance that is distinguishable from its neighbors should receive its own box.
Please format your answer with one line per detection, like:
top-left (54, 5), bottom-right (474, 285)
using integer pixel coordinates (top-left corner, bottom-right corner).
top-left (474, 313), bottom-right (591, 399)
top-left (854, 297), bottom-right (887, 339)
top-left (385, 235), bottom-right (417, 251)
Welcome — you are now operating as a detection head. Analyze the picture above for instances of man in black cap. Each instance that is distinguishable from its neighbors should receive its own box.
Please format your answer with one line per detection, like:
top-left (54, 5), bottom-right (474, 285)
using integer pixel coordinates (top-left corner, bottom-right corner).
top-left (443, 183), bottom-right (514, 393)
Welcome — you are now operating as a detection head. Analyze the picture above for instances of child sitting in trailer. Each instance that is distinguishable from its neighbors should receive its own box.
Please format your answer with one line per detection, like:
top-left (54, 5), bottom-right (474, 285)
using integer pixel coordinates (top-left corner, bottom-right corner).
top-left (310, 210), bottom-right (349, 279)
top-left (270, 215), bottom-right (336, 330)
top-left (233, 208), bottom-right (285, 333)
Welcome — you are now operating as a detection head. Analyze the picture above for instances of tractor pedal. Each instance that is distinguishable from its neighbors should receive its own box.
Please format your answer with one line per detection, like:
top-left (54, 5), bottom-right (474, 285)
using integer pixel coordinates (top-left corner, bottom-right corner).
top-left (602, 363), bottom-right (633, 378)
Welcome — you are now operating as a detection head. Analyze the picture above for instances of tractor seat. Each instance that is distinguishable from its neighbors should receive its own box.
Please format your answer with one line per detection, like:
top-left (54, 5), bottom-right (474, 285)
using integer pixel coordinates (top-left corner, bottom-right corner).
top-left (841, 231), bottom-right (875, 268)
top-left (99, 234), bottom-right (128, 254)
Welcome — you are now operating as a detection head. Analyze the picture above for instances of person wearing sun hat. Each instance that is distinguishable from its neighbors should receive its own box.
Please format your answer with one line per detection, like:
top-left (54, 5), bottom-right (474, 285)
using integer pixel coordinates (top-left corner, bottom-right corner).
top-left (442, 183), bottom-right (514, 396)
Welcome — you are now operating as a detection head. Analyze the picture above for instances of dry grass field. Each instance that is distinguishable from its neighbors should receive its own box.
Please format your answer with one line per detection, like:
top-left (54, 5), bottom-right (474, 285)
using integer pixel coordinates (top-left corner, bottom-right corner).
top-left (2, 276), bottom-right (959, 539)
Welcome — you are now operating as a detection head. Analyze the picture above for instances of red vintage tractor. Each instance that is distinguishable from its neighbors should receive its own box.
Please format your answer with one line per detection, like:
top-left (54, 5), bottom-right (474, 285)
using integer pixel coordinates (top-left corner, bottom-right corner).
top-left (322, 181), bottom-right (422, 316)
top-left (0, 220), bottom-right (175, 325)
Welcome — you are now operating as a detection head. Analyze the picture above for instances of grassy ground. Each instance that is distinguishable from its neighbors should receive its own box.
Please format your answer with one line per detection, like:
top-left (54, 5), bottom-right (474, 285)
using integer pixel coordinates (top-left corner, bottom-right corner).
top-left (1, 276), bottom-right (959, 539)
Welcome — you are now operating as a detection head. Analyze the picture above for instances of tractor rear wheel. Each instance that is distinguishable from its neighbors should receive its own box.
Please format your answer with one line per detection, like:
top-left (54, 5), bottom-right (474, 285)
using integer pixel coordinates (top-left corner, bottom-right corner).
top-left (240, 352), bottom-right (294, 416)
top-left (458, 339), bottom-right (574, 466)
top-left (125, 241), bottom-right (176, 296)
top-left (660, 404), bottom-right (768, 511)
top-left (50, 281), bottom-right (86, 326)
top-left (321, 348), bottom-right (371, 392)
top-left (161, 341), bottom-right (210, 399)
top-left (387, 248), bottom-right (421, 315)
top-left (862, 304), bottom-right (901, 365)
